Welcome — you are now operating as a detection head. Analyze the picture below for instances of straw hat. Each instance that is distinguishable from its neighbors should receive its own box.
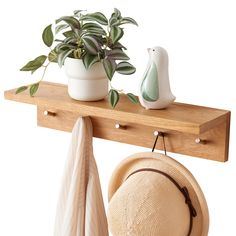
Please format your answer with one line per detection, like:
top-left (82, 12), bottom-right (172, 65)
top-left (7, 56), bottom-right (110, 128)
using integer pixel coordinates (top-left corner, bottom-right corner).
top-left (107, 152), bottom-right (209, 236)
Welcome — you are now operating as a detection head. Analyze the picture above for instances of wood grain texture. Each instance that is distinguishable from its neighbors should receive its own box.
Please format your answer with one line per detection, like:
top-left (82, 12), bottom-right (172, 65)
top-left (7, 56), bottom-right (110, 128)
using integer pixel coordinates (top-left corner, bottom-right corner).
top-left (5, 81), bottom-right (230, 135)
top-left (37, 106), bottom-right (230, 162)
top-left (4, 82), bottom-right (231, 161)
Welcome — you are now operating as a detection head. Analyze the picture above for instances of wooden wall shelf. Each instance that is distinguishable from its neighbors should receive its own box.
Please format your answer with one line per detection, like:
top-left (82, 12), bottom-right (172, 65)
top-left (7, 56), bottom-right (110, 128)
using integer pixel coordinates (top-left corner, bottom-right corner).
top-left (4, 81), bottom-right (230, 162)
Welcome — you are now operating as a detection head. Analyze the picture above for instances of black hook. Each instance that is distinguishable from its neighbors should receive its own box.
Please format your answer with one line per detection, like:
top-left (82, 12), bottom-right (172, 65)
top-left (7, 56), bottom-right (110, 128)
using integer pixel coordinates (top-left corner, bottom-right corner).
top-left (152, 131), bottom-right (167, 155)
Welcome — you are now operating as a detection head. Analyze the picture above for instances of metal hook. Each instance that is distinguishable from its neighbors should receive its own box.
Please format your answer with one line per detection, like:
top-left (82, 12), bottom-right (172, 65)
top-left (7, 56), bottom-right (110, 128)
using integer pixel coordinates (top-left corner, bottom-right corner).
top-left (152, 131), bottom-right (167, 155)
top-left (152, 131), bottom-right (159, 152)
top-left (162, 133), bottom-right (167, 156)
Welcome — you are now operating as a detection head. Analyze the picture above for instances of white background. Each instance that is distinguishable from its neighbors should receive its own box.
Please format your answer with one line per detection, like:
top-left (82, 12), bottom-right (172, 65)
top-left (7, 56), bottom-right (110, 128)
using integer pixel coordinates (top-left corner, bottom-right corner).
top-left (0, 0), bottom-right (235, 235)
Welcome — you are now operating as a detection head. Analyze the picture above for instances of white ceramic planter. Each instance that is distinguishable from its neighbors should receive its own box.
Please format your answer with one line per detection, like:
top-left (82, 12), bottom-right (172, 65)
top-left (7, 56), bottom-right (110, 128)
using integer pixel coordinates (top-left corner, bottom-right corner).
top-left (64, 58), bottom-right (108, 101)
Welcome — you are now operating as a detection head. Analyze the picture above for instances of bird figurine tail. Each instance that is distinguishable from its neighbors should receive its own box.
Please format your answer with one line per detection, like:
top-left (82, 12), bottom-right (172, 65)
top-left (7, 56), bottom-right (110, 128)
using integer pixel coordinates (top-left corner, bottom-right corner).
top-left (139, 46), bottom-right (175, 109)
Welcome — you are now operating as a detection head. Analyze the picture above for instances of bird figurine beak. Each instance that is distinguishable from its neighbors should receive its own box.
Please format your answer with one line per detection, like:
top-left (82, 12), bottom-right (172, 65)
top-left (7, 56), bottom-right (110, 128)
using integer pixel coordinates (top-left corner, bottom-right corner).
top-left (147, 48), bottom-right (151, 52)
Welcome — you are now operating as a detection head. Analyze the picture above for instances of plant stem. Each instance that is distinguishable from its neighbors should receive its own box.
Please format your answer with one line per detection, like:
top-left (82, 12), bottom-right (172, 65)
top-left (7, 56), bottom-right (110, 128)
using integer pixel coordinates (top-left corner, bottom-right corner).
top-left (25, 62), bottom-right (51, 87)
top-left (41, 62), bottom-right (50, 81)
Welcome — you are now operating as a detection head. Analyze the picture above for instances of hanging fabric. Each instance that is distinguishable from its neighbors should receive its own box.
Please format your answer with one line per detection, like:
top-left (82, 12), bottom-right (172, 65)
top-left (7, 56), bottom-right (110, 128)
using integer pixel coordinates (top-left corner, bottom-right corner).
top-left (54, 117), bottom-right (109, 236)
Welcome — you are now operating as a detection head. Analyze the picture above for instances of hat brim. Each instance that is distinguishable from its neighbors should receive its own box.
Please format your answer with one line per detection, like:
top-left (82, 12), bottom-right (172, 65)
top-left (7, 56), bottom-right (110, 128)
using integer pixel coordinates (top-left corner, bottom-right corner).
top-left (108, 152), bottom-right (209, 236)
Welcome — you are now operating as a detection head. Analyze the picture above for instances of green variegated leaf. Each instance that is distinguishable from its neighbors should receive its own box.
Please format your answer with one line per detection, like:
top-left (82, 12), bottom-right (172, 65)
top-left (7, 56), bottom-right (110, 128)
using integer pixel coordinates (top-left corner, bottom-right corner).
top-left (58, 49), bottom-right (74, 67)
top-left (82, 22), bottom-right (104, 30)
top-left (82, 36), bottom-right (101, 55)
top-left (109, 16), bottom-right (120, 27)
top-left (93, 35), bottom-right (105, 45)
top-left (82, 23), bottom-right (107, 35)
top-left (15, 86), bottom-right (28, 94)
top-left (55, 43), bottom-right (68, 53)
top-left (111, 42), bottom-right (127, 50)
top-left (116, 61), bottom-right (136, 74)
top-left (103, 58), bottom-right (116, 80)
top-left (56, 16), bottom-right (81, 31)
top-left (55, 39), bottom-right (64, 43)
top-left (29, 83), bottom-right (39, 97)
top-left (64, 37), bottom-right (77, 44)
top-left (74, 10), bottom-right (84, 16)
top-left (42, 24), bottom-right (54, 47)
top-left (81, 12), bottom-right (108, 25)
top-left (109, 89), bottom-right (119, 108)
top-left (55, 24), bottom-right (69, 34)
top-left (110, 26), bottom-right (123, 43)
top-left (107, 49), bottom-right (129, 60)
top-left (55, 42), bottom-right (76, 53)
top-left (114, 8), bottom-right (121, 19)
top-left (84, 29), bottom-right (106, 36)
top-left (126, 93), bottom-right (138, 104)
top-left (82, 53), bottom-right (99, 69)
top-left (120, 17), bottom-right (138, 26)
top-left (20, 55), bottom-right (47, 72)
top-left (48, 50), bottom-right (58, 63)
top-left (63, 30), bottom-right (75, 38)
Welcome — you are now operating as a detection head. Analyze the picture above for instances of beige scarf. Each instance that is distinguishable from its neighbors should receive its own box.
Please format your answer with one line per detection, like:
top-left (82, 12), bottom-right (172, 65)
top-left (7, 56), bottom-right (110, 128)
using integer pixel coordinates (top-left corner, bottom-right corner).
top-left (54, 117), bottom-right (109, 236)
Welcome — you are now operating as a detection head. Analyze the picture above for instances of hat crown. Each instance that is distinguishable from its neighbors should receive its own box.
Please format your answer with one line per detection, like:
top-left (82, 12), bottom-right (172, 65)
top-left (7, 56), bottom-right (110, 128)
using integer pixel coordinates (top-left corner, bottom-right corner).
top-left (108, 153), bottom-right (209, 236)
top-left (108, 172), bottom-right (190, 235)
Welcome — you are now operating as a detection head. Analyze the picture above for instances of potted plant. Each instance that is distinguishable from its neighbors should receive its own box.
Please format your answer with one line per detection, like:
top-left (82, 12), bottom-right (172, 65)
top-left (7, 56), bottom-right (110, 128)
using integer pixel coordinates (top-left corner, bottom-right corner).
top-left (18, 8), bottom-right (138, 107)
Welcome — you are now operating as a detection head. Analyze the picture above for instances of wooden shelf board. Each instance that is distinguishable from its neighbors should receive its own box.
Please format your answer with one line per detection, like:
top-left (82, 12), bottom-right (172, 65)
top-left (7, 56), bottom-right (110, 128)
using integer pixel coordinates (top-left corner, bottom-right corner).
top-left (4, 81), bottom-right (229, 135)
top-left (4, 81), bottom-right (230, 162)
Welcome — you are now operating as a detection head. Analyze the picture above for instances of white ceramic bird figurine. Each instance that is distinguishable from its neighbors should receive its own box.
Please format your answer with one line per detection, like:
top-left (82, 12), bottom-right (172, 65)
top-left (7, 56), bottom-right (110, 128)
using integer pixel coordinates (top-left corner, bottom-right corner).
top-left (139, 46), bottom-right (175, 109)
